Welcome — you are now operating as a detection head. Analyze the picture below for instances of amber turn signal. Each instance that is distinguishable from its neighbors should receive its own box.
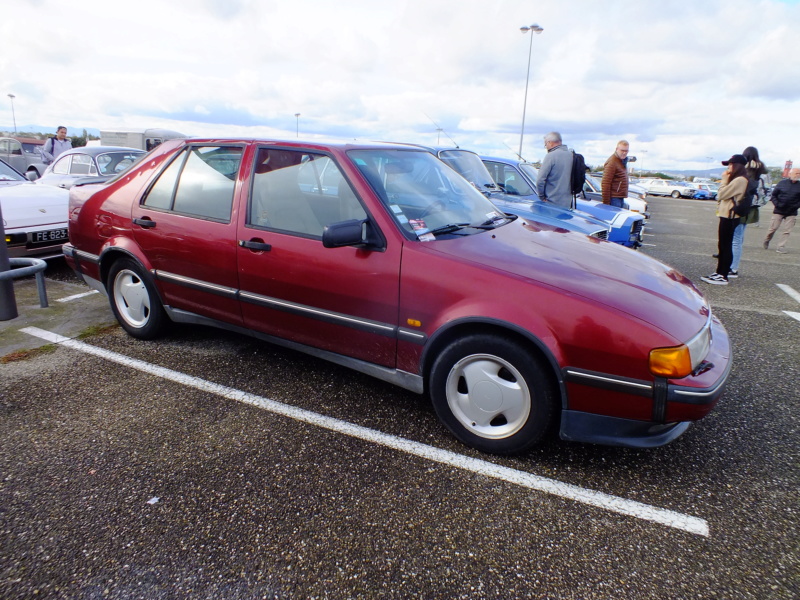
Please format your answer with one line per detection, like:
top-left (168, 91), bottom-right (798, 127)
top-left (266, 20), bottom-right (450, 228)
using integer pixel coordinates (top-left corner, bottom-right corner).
top-left (649, 345), bottom-right (693, 378)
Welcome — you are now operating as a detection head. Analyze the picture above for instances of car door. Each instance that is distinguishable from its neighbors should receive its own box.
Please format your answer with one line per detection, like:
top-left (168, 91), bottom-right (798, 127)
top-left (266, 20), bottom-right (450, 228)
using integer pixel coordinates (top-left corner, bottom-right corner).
top-left (236, 146), bottom-right (401, 367)
top-left (131, 144), bottom-right (246, 326)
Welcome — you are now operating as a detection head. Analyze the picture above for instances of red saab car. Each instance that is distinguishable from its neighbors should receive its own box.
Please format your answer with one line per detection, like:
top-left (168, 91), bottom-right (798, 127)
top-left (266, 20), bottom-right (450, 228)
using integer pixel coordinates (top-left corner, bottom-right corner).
top-left (63, 138), bottom-right (731, 454)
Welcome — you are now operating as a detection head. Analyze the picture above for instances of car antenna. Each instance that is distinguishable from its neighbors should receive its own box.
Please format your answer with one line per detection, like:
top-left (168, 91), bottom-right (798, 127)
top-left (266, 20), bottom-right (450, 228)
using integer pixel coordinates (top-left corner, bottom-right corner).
top-left (423, 113), bottom-right (459, 148)
top-left (503, 141), bottom-right (526, 162)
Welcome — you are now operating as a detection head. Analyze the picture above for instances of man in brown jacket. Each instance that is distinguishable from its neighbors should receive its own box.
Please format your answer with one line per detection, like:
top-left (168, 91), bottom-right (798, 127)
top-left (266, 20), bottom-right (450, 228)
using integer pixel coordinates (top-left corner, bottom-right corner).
top-left (601, 140), bottom-right (630, 207)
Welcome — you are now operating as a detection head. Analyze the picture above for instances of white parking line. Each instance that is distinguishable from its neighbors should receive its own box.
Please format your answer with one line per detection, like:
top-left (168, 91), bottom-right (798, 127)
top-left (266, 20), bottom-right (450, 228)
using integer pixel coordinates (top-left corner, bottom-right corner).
top-left (20, 326), bottom-right (710, 537)
top-left (777, 284), bottom-right (800, 323)
top-left (56, 290), bottom-right (100, 303)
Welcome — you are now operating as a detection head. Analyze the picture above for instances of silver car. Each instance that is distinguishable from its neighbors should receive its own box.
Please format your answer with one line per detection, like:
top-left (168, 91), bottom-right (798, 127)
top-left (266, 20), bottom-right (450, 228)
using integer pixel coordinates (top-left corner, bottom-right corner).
top-left (0, 137), bottom-right (47, 179)
top-left (36, 146), bottom-right (146, 189)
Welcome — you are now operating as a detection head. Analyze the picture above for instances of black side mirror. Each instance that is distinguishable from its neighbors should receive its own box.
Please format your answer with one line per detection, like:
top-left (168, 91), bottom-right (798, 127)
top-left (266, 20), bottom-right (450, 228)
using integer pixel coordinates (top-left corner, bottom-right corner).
top-left (322, 219), bottom-right (367, 248)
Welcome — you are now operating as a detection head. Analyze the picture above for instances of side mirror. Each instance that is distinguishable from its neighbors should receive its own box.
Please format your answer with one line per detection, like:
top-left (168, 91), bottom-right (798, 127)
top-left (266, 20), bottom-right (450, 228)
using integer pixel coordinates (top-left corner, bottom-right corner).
top-left (26, 171), bottom-right (39, 182)
top-left (322, 219), bottom-right (367, 248)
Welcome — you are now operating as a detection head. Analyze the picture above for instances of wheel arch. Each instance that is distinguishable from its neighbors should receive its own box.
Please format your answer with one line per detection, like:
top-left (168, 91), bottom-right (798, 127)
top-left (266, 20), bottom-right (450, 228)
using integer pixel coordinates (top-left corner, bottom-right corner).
top-left (98, 246), bottom-right (165, 309)
top-left (420, 317), bottom-right (566, 406)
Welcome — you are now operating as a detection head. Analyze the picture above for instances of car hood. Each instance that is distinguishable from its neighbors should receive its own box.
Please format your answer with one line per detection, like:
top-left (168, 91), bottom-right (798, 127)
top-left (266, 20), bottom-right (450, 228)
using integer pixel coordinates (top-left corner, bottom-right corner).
top-left (491, 197), bottom-right (608, 235)
top-left (429, 219), bottom-right (707, 341)
top-left (0, 183), bottom-right (69, 229)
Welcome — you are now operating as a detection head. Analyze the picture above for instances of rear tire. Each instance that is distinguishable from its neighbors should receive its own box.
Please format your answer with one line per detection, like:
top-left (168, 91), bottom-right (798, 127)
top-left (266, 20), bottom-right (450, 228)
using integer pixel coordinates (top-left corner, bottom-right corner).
top-left (429, 334), bottom-right (557, 455)
top-left (107, 258), bottom-right (168, 339)
top-left (671, 190), bottom-right (681, 198)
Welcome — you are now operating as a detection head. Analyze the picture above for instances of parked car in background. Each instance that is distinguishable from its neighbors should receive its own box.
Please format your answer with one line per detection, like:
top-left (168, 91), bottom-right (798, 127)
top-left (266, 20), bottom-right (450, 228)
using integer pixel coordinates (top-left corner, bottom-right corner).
top-left (63, 137), bottom-right (731, 454)
top-left (481, 156), bottom-right (644, 247)
top-left (580, 175), bottom-right (650, 218)
top-left (0, 137), bottom-right (47, 179)
top-left (641, 179), bottom-right (694, 198)
top-left (35, 146), bottom-right (146, 189)
top-left (688, 182), bottom-right (717, 200)
top-left (388, 144), bottom-right (610, 240)
top-left (0, 158), bottom-right (69, 259)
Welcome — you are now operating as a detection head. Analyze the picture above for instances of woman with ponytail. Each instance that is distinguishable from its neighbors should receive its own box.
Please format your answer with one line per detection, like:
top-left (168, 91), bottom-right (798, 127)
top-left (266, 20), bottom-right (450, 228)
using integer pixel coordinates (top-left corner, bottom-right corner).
top-left (728, 146), bottom-right (769, 277)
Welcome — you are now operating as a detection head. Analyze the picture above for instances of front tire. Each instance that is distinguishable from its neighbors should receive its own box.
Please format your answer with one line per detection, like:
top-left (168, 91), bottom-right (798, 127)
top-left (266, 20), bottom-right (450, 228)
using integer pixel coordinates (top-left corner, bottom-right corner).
top-left (671, 190), bottom-right (681, 198)
top-left (107, 258), bottom-right (168, 339)
top-left (429, 334), bottom-right (557, 454)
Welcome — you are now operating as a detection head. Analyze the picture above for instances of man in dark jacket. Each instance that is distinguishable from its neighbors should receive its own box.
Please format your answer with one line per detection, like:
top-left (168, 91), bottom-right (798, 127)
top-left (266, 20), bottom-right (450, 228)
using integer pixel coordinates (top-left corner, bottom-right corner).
top-left (601, 140), bottom-right (629, 207)
top-left (763, 168), bottom-right (800, 254)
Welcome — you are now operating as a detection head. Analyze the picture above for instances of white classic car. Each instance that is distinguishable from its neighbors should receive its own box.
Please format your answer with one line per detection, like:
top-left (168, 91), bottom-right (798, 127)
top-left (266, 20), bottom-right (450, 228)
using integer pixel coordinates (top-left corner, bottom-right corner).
top-left (1, 158), bottom-right (69, 259)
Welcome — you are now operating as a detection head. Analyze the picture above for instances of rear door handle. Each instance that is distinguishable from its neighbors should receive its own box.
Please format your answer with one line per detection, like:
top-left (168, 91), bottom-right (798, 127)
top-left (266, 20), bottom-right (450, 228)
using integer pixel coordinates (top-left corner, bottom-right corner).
top-left (133, 217), bottom-right (157, 228)
top-left (239, 239), bottom-right (272, 252)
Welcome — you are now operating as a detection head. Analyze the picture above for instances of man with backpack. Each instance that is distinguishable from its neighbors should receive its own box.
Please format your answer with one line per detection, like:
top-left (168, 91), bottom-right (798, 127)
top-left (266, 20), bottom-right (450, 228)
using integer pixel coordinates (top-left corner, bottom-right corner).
top-left (39, 126), bottom-right (72, 165)
top-left (536, 131), bottom-right (573, 209)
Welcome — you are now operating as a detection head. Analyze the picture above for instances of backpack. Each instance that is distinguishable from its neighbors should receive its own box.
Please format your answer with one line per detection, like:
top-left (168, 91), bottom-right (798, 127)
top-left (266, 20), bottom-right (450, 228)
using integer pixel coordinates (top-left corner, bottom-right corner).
top-left (570, 151), bottom-right (587, 196)
top-left (752, 176), bottom-right (769, 207)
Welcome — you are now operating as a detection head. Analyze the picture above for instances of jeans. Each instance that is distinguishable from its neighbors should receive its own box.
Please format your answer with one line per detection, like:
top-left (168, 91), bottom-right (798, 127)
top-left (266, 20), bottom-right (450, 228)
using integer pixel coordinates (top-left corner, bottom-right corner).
top-left (610, 197), bottom-right (624, 208)
top-left (731, 222), bottom-right (746, 271)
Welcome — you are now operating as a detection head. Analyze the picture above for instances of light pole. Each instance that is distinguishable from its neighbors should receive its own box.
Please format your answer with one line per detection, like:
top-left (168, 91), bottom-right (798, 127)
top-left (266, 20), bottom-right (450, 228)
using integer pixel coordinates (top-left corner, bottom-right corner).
top-left (295, 113), bottom-right (300, 138)
top-left (7, 94), bottom-right (17, 134)
top-left (518, 23), bottom-right (543, 159)
top-left (436, 128), bottom-right (443, 144)
top-left (639, 149), bottom-right (648, 178)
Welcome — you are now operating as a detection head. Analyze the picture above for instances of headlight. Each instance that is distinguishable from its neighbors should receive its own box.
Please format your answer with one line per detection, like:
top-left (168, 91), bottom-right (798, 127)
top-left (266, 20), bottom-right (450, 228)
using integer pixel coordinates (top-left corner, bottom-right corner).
top-left (649, 314), bottom-right (712, 378)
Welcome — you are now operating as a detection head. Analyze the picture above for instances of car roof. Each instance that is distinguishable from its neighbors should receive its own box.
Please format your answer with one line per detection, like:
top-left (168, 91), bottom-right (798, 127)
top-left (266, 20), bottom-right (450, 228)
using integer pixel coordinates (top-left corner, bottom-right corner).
top-left (58, 146), bottom-right (147, 156)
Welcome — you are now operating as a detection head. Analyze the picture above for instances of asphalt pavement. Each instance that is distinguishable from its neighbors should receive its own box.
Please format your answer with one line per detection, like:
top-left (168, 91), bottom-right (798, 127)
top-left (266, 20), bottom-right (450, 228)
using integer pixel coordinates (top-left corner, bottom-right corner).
top-left (1, 197), bottom-right (798, 599)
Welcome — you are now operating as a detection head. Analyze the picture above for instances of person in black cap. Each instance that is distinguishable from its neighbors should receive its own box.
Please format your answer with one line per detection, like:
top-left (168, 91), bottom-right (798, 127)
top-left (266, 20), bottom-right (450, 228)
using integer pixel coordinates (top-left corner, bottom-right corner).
top-left (701, 154), bottom-right (749, 285)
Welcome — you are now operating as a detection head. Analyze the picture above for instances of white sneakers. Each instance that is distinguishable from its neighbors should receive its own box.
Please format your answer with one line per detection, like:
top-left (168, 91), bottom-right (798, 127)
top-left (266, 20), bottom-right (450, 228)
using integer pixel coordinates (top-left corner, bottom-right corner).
top-left (701, 273), bottom-right (729, 285)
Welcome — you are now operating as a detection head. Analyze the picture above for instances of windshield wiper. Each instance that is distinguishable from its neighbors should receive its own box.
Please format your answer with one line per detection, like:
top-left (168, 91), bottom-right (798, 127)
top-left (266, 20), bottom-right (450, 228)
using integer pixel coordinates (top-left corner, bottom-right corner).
top-left (476, 214), bottom-right (517, 228)
top-left (428, 222), bottom-right (472, 236)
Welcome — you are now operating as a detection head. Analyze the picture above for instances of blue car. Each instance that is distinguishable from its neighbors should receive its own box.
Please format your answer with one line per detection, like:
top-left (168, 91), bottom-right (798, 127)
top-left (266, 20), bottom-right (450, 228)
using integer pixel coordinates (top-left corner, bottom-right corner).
top-left (389, 144), bottom-right (611, 241)
top-left (481, 156), bottom-right (645, 248)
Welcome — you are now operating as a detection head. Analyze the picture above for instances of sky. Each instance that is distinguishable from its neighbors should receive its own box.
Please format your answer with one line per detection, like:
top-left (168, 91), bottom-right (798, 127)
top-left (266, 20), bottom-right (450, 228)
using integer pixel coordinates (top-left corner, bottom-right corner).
top-left (2, 0), bottom-right (800, 172)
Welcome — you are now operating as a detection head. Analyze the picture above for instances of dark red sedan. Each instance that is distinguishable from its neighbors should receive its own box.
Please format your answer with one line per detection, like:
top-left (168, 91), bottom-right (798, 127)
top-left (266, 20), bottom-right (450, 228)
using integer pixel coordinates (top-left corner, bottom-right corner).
top-left (63, 138), bottom-right (731, 454)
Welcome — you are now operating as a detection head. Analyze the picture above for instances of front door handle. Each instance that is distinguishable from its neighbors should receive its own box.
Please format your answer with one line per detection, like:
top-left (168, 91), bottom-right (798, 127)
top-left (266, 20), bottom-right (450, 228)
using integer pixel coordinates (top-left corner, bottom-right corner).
top-left (133, 217), bottom-right (157, 228)
top-left (239, 239), bottom-right (272, 252)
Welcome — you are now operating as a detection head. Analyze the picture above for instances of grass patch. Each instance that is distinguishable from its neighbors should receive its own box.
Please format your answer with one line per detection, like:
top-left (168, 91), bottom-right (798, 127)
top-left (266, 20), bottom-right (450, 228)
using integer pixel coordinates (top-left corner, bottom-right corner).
top-left (1, 344), bottom-right (58, 364)
top-left (77, 324), bottom-right (119, 340)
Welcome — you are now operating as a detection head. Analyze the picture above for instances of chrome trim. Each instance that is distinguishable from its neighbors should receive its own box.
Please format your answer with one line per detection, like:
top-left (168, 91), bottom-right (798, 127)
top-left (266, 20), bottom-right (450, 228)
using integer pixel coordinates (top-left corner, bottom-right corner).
top-left (397, 327), bottom-right (427, 345)
top-left (239, 290), bottom-right (397, 338)
top-left (154, 270), bottom-right (238, 298)
top-left (565, 369), bottom-right (653, 391)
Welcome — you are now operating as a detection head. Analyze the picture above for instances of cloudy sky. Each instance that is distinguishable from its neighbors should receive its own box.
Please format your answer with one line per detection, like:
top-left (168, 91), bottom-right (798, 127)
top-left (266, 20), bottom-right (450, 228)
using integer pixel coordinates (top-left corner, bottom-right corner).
top-left (3, 0), bottom-right (799, 171)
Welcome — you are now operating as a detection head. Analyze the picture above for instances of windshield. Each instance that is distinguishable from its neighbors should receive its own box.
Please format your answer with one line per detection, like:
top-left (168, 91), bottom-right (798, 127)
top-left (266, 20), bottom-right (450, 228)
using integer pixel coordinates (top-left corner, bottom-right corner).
top-left (437, 150), bottom-right (498, 190)
top-left (348, 149), bottom-right (507, 239)
top-left (0, 160), bottom-right (26, 182)
top-left (96, 151), bottom-right (146, 175)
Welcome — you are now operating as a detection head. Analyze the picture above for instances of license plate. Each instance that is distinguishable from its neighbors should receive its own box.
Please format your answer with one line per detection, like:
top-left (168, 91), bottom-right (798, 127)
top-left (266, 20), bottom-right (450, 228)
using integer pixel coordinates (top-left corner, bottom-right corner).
top-left (32, 228), bottom-right (68, 243)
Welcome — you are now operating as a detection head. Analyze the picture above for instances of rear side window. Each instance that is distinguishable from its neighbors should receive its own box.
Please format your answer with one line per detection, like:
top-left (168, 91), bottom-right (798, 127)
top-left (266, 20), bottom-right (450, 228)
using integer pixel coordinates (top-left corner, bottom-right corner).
top-left (143, 146), bottom-right (243, 221)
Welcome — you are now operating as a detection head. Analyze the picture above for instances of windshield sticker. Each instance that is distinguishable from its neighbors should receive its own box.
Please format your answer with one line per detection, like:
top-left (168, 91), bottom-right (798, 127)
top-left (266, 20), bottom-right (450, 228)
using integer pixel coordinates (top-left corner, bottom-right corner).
top-left (390, 204), bottom-right (403, 214)
top-left (408, 219), bottom-right (429, 234)
top-left (487, 211), bottom-right (503, 220)
top-left (396, 214), bottom-right (409, 224)
top-left (418, 233), bottom-right (435, 242)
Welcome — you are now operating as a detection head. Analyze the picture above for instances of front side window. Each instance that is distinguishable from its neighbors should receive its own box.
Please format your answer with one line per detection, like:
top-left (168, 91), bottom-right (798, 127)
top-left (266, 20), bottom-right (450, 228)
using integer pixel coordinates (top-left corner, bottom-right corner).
top-left (250, 148), bottom-right (365, 237)
top-left (7, 140), bottom-right (22, 156)
top-left (142, 146), bottom-right (243, 221)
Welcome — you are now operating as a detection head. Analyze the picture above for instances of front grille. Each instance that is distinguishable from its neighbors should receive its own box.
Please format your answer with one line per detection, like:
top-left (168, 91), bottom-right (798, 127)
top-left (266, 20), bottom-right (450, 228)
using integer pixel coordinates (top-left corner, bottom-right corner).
top-left (631, 220), bottom-right (644, 236)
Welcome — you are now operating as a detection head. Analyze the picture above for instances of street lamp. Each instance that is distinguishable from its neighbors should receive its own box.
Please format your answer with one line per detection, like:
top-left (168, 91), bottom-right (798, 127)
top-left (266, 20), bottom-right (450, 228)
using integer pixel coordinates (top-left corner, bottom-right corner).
top-left (639, 149), bottom-right (648, 178)
top-left (7, 94), bottom-right (17, 134)
top-left (295, 113), bottom-right (300, 138)
top-left (518, 23), bottom-right (543, 159)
